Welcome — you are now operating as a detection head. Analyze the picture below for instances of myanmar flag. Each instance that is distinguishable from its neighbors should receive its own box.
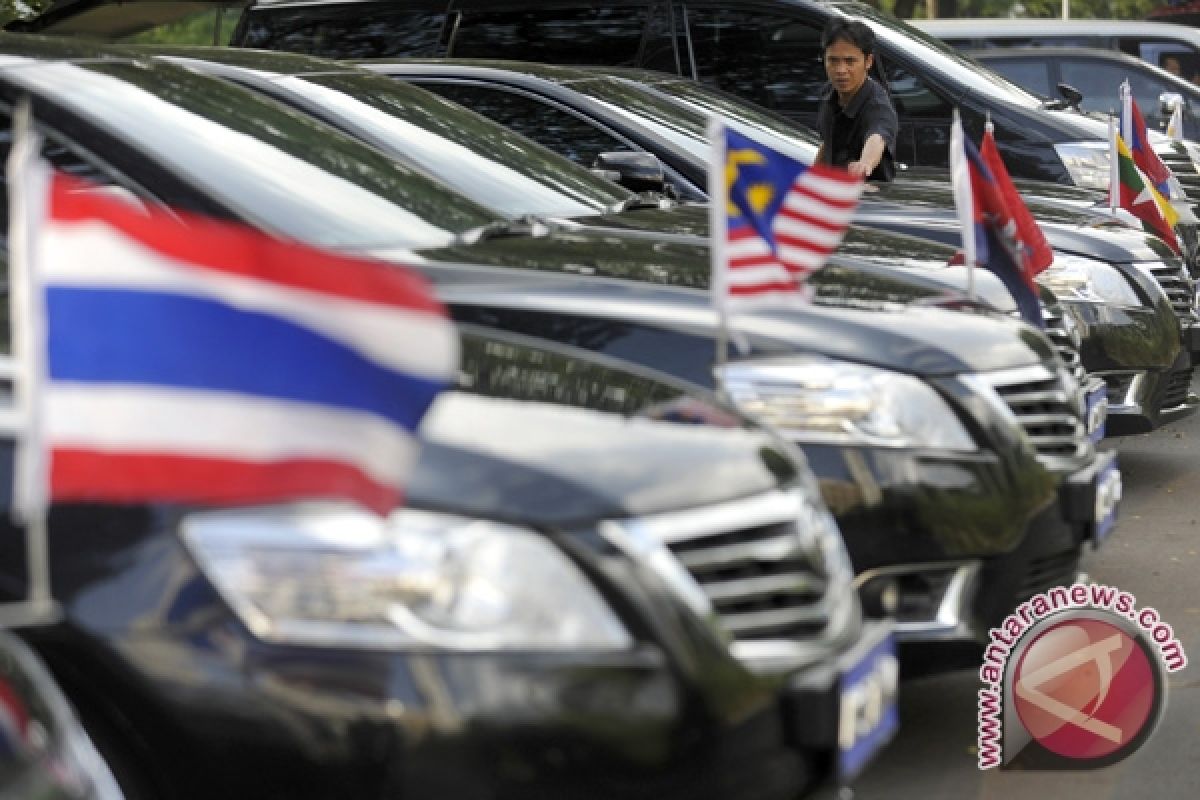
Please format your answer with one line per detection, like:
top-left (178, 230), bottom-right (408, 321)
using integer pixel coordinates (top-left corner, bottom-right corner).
top-left (1117, 134), bottom-right (1181, 254)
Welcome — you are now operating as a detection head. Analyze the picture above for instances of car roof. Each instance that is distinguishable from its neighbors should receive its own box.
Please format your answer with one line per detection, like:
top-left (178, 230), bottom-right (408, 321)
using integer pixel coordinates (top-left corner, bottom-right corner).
top-left (970, 46), bottom-right (1172, 63)
top-left (917, 17), bottom-right (1200, 43)
top-left (365, 57), bottom-right (609, 86)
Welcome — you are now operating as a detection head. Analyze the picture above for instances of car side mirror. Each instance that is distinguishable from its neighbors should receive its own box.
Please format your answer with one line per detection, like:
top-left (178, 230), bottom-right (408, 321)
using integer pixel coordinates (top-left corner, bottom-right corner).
top-left (1161, 91), bottom-right (1185, 116)
top-left (591, 151), bottom-right (666, 194)
top-left (1056, 83), bottom-right (1084, 110)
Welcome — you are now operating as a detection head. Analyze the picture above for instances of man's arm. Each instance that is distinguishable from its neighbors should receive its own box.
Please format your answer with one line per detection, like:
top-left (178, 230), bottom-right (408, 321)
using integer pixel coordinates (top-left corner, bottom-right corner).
top-left (848, 89), bottom-right (898, 178)
top-left (814, 142), bottom-right (826, 166)
top-left (847, 134), bottom-right (886, 177)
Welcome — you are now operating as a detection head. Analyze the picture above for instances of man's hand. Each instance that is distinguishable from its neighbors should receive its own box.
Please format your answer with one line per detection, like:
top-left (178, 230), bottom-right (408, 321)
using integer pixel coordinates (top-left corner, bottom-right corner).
top-left (848, 133), bottom-right (888, 179)
top-left (846, 160), bottom-right (874, 177)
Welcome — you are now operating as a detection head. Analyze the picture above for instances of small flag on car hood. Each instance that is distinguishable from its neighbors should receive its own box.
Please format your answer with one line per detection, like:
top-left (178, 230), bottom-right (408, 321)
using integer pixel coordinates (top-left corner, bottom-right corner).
top-left (8, 129), bottom-right (457, 519)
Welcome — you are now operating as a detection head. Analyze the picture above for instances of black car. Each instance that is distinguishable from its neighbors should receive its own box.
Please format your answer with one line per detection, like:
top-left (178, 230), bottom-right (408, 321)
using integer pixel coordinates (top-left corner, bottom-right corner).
top-left (358, 58), bottom-right (1196, 436)
top-left (217, 0), bottom-right (1178, 189)
top-left (0, 628), bottom-right (123, 799)
top-left (968, 47), bottom-right (1200, 142)
top-left (1, 320), bottom-right (894, 800)
top-left (0, 38), bottom-right (1115, 671)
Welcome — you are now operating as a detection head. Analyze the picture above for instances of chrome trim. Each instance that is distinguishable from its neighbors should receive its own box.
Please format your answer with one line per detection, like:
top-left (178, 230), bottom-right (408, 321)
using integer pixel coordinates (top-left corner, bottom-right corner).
top-left (854, 561), bottom-right (982, 642)
top-left (601, 488), bottom-right (857, 673)
top-left (962, 364), bottom-right (1090, 461)
top-left (1097, 371), bottom-right (1146, 412)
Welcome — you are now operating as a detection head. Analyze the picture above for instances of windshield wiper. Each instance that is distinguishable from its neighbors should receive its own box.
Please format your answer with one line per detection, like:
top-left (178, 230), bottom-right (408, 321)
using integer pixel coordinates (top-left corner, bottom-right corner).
top-left (456, 215), bottom-right (552, 245)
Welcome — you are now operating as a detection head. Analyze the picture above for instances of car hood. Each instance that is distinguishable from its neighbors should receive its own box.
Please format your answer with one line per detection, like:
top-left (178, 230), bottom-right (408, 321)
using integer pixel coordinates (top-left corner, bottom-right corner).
top-left (858, 180), bottom-right (1174, 263)
top-left (413, 216), bottom-right (1014, 304)
top-left (400, 260), bottom-right (1055, 378)
top-left (412, 388), bottom-right (798, 527)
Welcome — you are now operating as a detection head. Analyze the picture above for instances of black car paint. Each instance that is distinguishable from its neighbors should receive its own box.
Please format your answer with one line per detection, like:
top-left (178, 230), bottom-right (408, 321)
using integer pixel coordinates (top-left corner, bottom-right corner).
top-left (0, 341), bottom-right (849, 800)
top-left (358, 59), bottom-right (1195, 433)
top-left (0, 40), bottom-right (1101, 665)
top-left (223, 0), bottom-right (1112, 184)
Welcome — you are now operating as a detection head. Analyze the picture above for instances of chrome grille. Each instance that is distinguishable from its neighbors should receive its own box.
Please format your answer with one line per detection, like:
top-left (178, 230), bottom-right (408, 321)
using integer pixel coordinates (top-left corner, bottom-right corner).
top-left (602, 490), bottom-right (843, 644)
top-left (1041, 304), bottom-right (1087, 385)
top-left (1139, 259), bottom-right (1197, 320)
top-left (974, 365), bottom-right (1089, 460)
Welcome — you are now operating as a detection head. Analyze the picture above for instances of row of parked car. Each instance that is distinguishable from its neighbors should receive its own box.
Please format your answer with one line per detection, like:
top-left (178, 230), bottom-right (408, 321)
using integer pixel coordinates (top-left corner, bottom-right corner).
top-left (0, 1), bottom-right (1197, 798)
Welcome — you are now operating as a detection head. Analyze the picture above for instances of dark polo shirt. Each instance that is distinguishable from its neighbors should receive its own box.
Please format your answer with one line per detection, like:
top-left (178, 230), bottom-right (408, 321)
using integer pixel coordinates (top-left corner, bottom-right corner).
top-left (815, 76), bottom-right (898, 182)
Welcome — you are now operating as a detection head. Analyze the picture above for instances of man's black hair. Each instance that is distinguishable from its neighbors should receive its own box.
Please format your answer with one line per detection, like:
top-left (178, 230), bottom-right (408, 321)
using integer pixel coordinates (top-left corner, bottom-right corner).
top-left (821, 18), bottom-right (876, 56)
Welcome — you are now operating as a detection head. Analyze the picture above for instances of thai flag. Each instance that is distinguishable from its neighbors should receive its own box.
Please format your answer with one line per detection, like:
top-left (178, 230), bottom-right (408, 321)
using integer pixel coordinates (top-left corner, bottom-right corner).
top-left (949, 113), bottom-right (1043, 329)
top-left (709, 120), bottom-right (863, 310)
top-left (9, 145), bottom-right (457, 518)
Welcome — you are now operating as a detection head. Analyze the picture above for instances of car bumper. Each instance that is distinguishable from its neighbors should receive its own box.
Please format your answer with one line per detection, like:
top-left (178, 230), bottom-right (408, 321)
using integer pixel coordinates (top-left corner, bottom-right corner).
top-left (27, 529), bottom-right (889, 800)
top-left (800, 444), bottom-right (1099, 663)
top-left (1099, 348), bottom-right (1199, 436)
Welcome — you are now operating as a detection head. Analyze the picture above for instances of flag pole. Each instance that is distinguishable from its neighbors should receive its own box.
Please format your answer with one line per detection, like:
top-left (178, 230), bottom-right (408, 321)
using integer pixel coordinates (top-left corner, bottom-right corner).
top-left (709, 117), bottom-right (730, 399)
top-left (949, 108), bottom-right (975, 301)
top-left (1, 97), bottom-right (58, 627)
top-left (1108, 112), bottom-right (1119, 215)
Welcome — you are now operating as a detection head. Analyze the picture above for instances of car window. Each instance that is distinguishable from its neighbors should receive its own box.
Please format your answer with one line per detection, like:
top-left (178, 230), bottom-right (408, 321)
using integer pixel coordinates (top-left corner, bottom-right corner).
top-left (2, 60), bottom-right (498, 251)
top-left (418, 81), bottom-right (637, 168)
top-left (1134, 41), bottom-right (1200, 86)
top-left (985, 59), bottom-right (1054, 99)
top-left (1059, 60), bottom-right (1172, 116)
top-left (881, 60), bottom-right (951, 118)
top-left (263, 72), bottom-right (631, 218)
top-left (685, 6), bottom-right (825, 117)
top-left (451, 6), bottom-right (648, 65)
top-left (238, 4), bottom-right (447, 58)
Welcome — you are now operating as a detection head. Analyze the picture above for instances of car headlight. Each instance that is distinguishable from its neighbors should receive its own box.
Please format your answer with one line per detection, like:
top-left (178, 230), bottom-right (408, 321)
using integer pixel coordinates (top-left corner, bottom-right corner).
top-left (717, 357), bottom-right (976, 451)
top-left (1037, 253), bottom-right (1141, 306)
top-left (182, 504), bottom-right (633, 651)
top-left (1054, 141), bottom-right (1110, 191)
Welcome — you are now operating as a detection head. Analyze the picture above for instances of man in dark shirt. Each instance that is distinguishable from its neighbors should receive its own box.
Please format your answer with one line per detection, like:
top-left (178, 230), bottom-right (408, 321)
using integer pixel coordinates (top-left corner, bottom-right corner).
top-left (814, 18), bottom-right (898, 182)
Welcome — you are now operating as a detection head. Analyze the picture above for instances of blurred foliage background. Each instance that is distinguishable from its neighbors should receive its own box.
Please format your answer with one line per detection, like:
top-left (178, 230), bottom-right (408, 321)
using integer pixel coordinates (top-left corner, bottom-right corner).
top-left (0, 0), bottom-right (1179, 41)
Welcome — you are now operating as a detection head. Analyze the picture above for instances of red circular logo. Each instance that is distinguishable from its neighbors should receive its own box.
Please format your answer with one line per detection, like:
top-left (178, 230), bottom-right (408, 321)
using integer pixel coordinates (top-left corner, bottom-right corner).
top-left (1013, 618), bottom-right (1159, 761)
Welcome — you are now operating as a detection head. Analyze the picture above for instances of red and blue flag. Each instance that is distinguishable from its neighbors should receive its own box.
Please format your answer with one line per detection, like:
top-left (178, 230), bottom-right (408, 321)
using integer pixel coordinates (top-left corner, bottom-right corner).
top-left (9, 161), bottom-right (457, 518)
top-left (950, 117), bottom-right (1044, 329)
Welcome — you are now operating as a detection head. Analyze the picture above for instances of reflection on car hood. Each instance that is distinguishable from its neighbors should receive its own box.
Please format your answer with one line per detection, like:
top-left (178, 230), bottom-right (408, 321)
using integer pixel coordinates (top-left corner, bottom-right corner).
top-left (406, 260), bottom-right (1055, 378)
top-left (412, 389), bottom-right (795, 526)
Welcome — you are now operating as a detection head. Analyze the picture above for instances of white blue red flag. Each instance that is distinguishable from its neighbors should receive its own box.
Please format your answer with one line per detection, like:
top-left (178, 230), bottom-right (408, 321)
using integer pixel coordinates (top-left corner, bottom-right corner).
top-left (709, 120), bottom-right (863, 310)
top-left (8, 151), bottom-right (457, 518)
top-left (949, 113), bottom-right (1044, 329)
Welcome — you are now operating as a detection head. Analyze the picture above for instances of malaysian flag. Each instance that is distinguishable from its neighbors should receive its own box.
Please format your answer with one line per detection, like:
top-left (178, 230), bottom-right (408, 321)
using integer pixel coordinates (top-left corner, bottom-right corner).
top-left (7, 120), bottom-right (457, 521)
top-left (709, 121), bottom-right (864, 311)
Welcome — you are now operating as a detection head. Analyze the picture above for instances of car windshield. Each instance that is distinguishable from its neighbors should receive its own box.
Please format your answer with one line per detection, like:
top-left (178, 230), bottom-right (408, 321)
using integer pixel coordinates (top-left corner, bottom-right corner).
top-left (618, 75), bottom-right (821, 161)
top-left (832, 2), bottom-right (1045, 110)
top-left (569, 75), bottom-right (818, 164)
top-left (273, 71), bottom-right (633, 218)
top-left (5, 59), bottom-right (501, 250)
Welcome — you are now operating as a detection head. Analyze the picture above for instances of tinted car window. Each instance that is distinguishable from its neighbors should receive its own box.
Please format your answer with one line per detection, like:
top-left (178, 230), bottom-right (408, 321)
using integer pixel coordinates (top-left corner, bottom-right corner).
top-left (3, 60), bottom-right (497, 250)
top-left (420, 82), bottom-right (636, 167)
top-left (881, 60), bottom-right (950, 118)
top-left (238, 5), bottom-right (446, 58)
top-left (260, 72), bottom-right (631, 217)
top-left (685, 6), bottom-right (824, 117)
top-left (1058, 59), bottom-right (1173, 116)
top-left (983, 59), bottom-right (1054, 99)
top-left (451, 6), bottom-right (648, 65)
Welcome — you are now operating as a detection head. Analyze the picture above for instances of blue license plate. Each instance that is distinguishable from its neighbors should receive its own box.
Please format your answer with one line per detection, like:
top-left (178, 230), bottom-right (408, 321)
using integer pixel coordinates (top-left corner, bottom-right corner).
top-left (1085, 384), bottom-right (1107, 444)
top-left (1092, 456), bottom-right (1121, 547)
top-left (837, 632), bottom-right (899, 782)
